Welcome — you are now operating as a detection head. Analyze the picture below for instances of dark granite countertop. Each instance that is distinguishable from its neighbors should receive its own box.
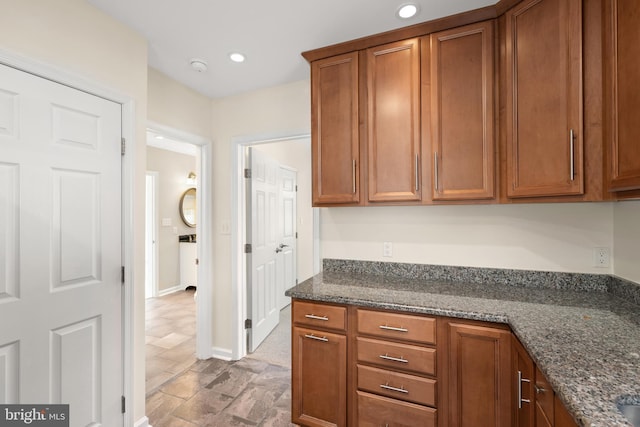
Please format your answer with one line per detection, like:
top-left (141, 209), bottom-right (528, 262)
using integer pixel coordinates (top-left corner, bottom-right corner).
top-left (285, 262), bottom-right (640, 427)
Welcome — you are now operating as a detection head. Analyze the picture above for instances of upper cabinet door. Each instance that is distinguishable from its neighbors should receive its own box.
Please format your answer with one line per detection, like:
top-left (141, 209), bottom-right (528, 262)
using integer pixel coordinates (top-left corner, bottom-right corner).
top-left (505, 0), bottom-right (583, 198)
top-left (605, 0), bottom-right (640, 192)
top-left (430, 20), bottom-right (496, 201)
top-left (311, 52), bottom-right (360, 205)
top-left (366, 38), bottom-right (421, 203)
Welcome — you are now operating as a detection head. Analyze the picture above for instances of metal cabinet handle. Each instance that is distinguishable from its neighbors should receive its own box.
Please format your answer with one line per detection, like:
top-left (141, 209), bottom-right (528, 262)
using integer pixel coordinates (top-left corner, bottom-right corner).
top-left (415, 155), bottom-right (420, 191)
top-left (379, 325), bottom-right (408, 333)
top-left (379, 353), bottom-right (408, 364)
top-left (434, 152), bottom-right (439, 192)
top-left (352, 159), bottom-right (357, 194)
top-left (380, 383), bottom-right (409, 394)
top-left (518, 371), bottom-right (531, 409)
top-left (534, 384), bottom-right (546, 394)
top-left (304, 334), bottom-right (328, 342)
top-left (304, 314), bottom-right (329, 321)
top-left (570, 129), bottom-right (575, 181)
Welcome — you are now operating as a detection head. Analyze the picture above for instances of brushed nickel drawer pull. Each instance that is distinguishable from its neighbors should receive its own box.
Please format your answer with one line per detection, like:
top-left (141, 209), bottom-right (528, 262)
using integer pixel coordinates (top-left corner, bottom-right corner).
top-left (415, 154), bottom-right (420, 191)
top-left (379, 325), bottom-right (408, 333)
top-left (380, 383), bottom-right (409, 394)
top-left (379, 353), bottom-right (408, 364)
top-left (534, 385), bottom-right (546, 394)
top-left (569, 129), bottom-right (575, 181)
top-left (305, 314), bottom-right (329, 321)
top-left (434, 152), bottom-right (439, 192)
top-left (304, 334), bottom-right (328, 342)
top-left (352, 159), bottom-right (357, 194)
top-left (518, 370), bottom-right (531, 409)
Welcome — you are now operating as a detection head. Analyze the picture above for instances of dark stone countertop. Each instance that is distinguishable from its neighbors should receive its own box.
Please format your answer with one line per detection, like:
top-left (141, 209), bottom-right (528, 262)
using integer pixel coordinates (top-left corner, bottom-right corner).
top-left (285, 268), bottom-right (640, 427)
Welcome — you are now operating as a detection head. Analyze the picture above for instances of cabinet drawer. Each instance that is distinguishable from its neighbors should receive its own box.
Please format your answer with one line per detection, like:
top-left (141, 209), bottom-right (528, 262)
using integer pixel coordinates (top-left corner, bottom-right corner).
top-left (357, 337), bottom-right (436, 376)
top-left (357, 309), bottom-right (436, 344)
top-left (357, 364), bottom-right (436, 407)
top-left (535, 366), bottom-right (554, 425)
top-left (293, 300), bottom-right (346, 331)
top-left (357, 390), bottom-right (436, 427)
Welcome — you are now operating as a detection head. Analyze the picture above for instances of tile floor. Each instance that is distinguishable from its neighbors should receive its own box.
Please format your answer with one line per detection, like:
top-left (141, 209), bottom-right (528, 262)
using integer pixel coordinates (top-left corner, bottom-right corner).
top-left (145, 290), bottom-right (295, 427)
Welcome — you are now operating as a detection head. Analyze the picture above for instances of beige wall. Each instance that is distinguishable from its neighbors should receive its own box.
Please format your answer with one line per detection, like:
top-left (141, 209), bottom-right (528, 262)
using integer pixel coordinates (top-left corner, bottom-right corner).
top-left (210, 80), bottom-right (310, 352)
top-left (147, 147), bottom-right (198, 292)
top-left (254, 139), bottom-right (314, 283)
top-left (613, 201), bottom-right (640, 283)
top-left (0, 0), bottom-right (149, 422)
top-left (147, 67), bottom-right (212, 139)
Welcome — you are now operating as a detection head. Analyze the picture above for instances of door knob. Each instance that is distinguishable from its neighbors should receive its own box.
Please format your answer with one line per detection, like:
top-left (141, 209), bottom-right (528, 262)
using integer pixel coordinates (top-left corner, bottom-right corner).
top-left (278, 243), bottom-right (289, 249)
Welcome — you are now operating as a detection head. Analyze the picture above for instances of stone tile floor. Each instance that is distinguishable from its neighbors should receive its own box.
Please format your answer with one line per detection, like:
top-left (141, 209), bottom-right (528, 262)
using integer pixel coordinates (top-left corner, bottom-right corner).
top-left (145, 290), bottom-right (295, 426)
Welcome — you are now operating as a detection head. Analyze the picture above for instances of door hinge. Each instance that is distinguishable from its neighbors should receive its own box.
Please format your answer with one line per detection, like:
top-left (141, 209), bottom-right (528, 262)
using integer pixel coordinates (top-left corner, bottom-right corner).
top-left (121, 395), bottom-right (125, 413)
top-left (244, 168), bottom-right (251, 178)
top-left (244, 243), bottom-right (252, 253)
top-left (295, 185), bottom-right (298, 192)
top-left (245, 319), bottom-right (252, 329)
top-left (121, 266), bottom-right (125, 284)
top-left (295, 232), bottom-right (298, 239)
top-left (195, 258), bottom-right (199, 265)
top-left (121, 137), bottom-right (126, 156)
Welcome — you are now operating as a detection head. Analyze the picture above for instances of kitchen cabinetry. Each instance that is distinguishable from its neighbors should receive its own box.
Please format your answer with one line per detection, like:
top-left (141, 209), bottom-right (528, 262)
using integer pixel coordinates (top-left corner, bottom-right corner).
top-left (311, 52), bottom-right (360, 205)
top-left (444, 320), bottom-right (512, 427)
top-left (355, 308), bottom-right (437, 426)
top-left (604, 0), bottom-right (640, 193)
top-left (512, 336), bottom-right (578, 427)
top-left (366, 38), bottom-right (422, 203)
top-left (505, 0), bottom-right (583, 198)
top-left (291, 301), bottom-right (348, 427)
top-left (428, 20), bottom-right (496, 201)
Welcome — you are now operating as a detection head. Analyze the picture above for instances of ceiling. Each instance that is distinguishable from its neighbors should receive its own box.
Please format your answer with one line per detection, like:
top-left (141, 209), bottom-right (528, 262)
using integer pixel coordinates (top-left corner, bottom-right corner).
top-left (87, 0), bottom-right (495, 99)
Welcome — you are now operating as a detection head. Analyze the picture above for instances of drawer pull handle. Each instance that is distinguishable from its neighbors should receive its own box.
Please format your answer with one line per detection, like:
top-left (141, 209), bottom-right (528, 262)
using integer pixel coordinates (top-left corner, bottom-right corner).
top-left (379, 324), bottom-right (408, 333)
top-left (305, 314), bottom-right (329, 321)
top-left (379, 353), bottom-right (408, 364)
top-left (534, 385), bottom-right (546, 395)
top-left (380, 383), bottom-right (408, 394)
top-left (518, 370), bottom-right (531, 409)
top-left (304, 334), bottom-right (328, 342)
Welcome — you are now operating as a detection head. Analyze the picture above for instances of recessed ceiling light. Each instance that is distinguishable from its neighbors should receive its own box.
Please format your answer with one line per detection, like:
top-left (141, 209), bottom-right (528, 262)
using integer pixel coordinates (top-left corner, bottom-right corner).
top-left (189, 58), bottom-right (208, 72)
top-left (397, 3), bottom-right (418, 19)
top-left (229, 52), bottom-right (246, 63)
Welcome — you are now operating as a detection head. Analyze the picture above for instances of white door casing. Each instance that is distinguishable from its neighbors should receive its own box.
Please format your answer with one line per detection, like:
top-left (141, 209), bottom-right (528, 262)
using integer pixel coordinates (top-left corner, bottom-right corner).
top-left (0, 63), bottom-right (123, 426)
top-left (145, 171), bottom-right (159, 299)
top-left (277, 166), bottom-right (296, 310)
top-left (247, 148), bottom-right (280, 352)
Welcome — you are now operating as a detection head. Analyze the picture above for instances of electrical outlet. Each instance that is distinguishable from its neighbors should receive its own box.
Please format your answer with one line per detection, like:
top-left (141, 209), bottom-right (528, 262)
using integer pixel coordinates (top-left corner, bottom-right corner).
top-left (593, 247), bottom-right (610, 268)
top-left (383, 242), bottom-right (393, 257)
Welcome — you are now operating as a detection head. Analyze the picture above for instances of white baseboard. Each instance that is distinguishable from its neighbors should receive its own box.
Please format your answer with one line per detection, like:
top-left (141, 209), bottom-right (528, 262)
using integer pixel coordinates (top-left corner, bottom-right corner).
top-left (134, 416), bottom-right (150, 427)
top-left (157, 284), bottom-right (183, 297)
top-left (211, 346), bottom-right (233, 361)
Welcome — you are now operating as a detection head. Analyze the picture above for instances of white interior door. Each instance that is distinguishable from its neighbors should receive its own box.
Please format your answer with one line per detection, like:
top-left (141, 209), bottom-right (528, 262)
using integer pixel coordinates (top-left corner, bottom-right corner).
top-left (277, 167), bottom-right (296, 310)
top-left (0, 63), bottom-right (123, 426)
top-left (248, 148), bottom-right (280, 352)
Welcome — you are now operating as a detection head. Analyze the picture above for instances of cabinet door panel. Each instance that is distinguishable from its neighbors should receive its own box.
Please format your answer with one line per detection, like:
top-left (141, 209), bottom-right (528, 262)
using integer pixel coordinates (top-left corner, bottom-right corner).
top-left (292, 326), bottom-right (347, 427)
top-left (367, 38), bottom-right (421, 202)
top-left (605, 0), bottom-right (640, 191)
top-left (311, 52), bottom-right (360, 205)
top-left (430, 20), bottom-right (495, 200)
top-left (505, 0), bottom-right (583, 197)
top-left (447, 322), bottom-right (511, 427)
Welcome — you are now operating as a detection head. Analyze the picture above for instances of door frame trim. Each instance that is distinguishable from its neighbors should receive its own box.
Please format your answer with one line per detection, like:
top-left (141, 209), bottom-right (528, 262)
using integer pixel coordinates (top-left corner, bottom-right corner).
top-left (231, 132), bottom-right (316, 360)
top-left (0, 49), bottom-right (136, 426)
top-left (146, 121), bottom-right (214, 360)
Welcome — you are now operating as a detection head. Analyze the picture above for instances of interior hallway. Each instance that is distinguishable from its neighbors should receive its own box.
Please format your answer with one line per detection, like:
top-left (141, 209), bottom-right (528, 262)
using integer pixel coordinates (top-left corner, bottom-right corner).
top-left (145, 290), bottom-right (294, 426)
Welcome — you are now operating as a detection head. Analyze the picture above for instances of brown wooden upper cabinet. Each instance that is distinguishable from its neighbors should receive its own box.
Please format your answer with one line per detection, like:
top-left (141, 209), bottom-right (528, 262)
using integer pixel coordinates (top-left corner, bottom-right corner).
top-left (428, 20), bottom-right (496, 201)
top-left (366, 38), bottom-right (422, 203)
top-left (311, 52), bottom-right (360, 205)
top-left (604, 0), bottom-right (640, 192)
top-left (505, 0), bottom-right (584, 198)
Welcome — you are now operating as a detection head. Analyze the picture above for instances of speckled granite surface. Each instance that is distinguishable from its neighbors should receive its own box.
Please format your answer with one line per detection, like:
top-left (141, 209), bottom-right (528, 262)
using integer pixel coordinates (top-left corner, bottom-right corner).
top-left (285, 260), bottom-right (640, 427)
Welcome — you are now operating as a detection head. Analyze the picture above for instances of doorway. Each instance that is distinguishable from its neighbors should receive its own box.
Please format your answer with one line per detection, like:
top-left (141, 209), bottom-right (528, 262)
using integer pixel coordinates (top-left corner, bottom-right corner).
top-left (231, 133), bottom-right (319, 360)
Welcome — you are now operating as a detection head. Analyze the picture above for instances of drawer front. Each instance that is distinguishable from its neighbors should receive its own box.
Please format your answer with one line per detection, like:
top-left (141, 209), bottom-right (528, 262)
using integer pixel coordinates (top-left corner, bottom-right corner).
top-left (293, 300), bottom-right (346, 331)
top-left (357, 364), bottom-right (436, 407)
top-left (357, 390), bottom-right (436, 427)
top-left (535, 366), bottom-right (554, 424)
top-left (357, 337), bottom-right (436, 376)
top-left (357, 309), bottom-right (436, 344)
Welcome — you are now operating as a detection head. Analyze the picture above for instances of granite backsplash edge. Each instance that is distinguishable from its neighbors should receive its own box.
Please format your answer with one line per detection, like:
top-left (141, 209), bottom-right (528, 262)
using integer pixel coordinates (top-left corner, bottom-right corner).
top-left (322, 258), bottom-right (640, 304)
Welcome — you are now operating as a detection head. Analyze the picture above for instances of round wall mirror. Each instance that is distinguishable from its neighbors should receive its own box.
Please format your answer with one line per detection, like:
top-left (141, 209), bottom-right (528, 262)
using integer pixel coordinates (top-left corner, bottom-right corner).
top-left (179, 188), bottom-right (196, 228)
